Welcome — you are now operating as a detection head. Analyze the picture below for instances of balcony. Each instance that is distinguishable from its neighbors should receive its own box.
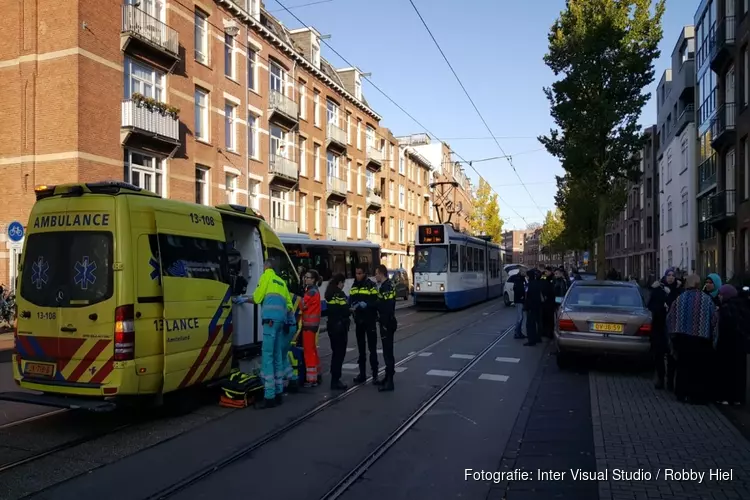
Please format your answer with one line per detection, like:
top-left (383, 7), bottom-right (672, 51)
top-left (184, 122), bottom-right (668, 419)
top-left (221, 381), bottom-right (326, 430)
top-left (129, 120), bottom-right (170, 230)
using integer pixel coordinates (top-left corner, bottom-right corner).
top-left (326, 123), bottom-right (347, 153)
top-left (367, 232), bottom-right (381, 245)
top-left (698, 155), bottom-right (717, 194)
top-left (326, 175), bottom-right (347, 201)
top-left (268, 154), bottom-right (298, 187)
top-left (675, 104), bottom-right (694, 135)
top-left (366, 188), bottom-right (383, 210)
top-left (365, 147), bottom-right (383, 171)
top-left (120, 4), bottom-right (180, 72)
top-left (710, 102), bottom-right (736, 149)
top-left (710, 16), bottom-right (735, 72)
top-left (327, 227), bottom-right (347, 241)
top-left (699, 220), bottom-right (716, 241)
top-left (708, 189), bottom-right (736, 231)
top-left (270, 217), bottom-right (299, 234)
top-left (121, 97), bottom-right (180, 157)
top-left (268, 90), bottom-right (299, 127)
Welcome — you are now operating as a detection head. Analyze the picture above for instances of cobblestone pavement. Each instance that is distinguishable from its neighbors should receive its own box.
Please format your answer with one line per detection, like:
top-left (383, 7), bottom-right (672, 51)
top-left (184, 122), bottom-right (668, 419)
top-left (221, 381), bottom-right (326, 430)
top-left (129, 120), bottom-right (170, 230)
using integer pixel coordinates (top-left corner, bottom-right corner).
top-left (591, 372), bottom-right (750, 500)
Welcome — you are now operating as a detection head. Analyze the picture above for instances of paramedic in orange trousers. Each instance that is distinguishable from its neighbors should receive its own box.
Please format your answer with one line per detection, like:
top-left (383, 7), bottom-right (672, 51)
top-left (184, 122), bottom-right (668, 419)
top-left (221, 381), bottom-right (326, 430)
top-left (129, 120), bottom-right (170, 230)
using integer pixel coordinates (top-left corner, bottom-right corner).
top-left (300, 270), bottom-right (322, 388)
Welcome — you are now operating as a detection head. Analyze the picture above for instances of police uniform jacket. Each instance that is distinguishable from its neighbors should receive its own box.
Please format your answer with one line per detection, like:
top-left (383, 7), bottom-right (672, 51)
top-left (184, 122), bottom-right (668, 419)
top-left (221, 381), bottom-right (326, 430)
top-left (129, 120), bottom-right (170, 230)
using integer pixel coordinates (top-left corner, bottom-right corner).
top-left (349, 278), bottom-right (378, 321)
top-left (376, 279), bottom-right (397, 325)
top-left (326, 289), bottom-right (351, 332)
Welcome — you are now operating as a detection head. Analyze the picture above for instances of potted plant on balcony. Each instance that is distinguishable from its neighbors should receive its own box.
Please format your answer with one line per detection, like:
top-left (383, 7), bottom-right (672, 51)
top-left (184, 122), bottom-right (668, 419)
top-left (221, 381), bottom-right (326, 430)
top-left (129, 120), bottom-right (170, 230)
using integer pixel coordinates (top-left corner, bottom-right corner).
top-left (131, 92), bottom-right (181, 120)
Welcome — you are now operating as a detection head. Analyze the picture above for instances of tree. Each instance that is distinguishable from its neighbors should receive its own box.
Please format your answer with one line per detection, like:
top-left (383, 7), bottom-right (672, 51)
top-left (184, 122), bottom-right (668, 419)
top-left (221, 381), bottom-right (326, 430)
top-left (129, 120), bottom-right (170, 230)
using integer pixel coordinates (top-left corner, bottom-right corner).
top-left (540, 209), bottom-right (565, 255)
top-left (539, 0), bottom-right (665, 278)
top-left (526, 222), bottom-right (542, 231)
top-left (468, 177), bottom-right (504, 242)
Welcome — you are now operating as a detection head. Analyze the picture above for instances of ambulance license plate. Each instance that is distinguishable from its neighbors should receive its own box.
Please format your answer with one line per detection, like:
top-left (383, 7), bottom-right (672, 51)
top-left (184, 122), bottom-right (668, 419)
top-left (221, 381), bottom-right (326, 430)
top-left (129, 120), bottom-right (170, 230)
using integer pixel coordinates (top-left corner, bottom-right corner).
top-left (25, 362), bottom-right (55, 377)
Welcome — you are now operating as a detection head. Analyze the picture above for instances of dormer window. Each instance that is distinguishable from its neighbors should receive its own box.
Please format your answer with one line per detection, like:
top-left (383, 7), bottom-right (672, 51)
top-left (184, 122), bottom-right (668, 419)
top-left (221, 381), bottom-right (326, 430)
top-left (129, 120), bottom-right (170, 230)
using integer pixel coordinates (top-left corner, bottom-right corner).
top-left (312, 43), bottom-right (320, 68)
top-left (354, 75), bottom-right (362, 101)
top-left (247, 0), bottom-right (260, 19)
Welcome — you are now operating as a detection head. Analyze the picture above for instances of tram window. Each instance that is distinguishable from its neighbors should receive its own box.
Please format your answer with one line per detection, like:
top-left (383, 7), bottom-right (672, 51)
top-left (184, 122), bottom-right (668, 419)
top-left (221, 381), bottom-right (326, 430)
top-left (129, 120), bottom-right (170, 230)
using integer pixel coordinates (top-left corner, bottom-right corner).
top-left (330, 249), bottom-right (347, 278)
top-left (356, 249), bottom-right (372, 274)
top-left (449, 244), bottom-right (459, 272)
top-left (479, 249), bottom-right (485, 271)
top-left (346, 250), bottom-right (358, 277)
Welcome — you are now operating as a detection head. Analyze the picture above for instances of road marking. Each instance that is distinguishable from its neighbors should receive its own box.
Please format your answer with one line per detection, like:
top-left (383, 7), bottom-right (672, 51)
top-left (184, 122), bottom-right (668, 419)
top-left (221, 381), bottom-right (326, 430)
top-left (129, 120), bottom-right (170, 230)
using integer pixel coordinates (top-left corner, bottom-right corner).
top-left (408, 351), bottom-right (416, 355)
top-left (342, 363), bottom-right (359, 370)
top-left (346, 348), bottom-right (355, 352)
top-left (427, 369), bottom-right (457, 377)
top-left (478, 373), bottom-right (509, 382)
top-left (495, 357), bottom-right (520, 363)
top-left (395, 367), bottom-right (407, 373)
top-left (418, 352), bottom-right (432, 357)
top-left (450, 354), bottom-right (475, 360)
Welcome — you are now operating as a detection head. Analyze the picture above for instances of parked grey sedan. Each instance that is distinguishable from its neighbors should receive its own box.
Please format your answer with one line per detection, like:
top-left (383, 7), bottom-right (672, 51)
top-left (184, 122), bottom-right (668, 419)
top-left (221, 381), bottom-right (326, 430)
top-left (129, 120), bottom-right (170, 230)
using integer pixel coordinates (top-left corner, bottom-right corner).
top-left (555, 280), bottom-right (652, 368)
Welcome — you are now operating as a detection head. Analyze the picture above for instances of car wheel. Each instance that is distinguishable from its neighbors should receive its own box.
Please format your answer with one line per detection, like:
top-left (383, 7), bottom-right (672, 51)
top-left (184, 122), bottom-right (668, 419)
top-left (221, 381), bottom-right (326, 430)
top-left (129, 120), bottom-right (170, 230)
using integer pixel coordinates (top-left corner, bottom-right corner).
top-left (503, 293), bottom-right (511, 307)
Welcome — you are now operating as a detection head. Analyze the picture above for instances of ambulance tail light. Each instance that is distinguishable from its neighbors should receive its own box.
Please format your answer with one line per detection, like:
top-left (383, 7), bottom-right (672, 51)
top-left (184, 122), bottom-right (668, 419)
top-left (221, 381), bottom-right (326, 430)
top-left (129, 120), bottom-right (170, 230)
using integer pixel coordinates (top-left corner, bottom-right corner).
top-left (114, 305), bottom-right (135, 361)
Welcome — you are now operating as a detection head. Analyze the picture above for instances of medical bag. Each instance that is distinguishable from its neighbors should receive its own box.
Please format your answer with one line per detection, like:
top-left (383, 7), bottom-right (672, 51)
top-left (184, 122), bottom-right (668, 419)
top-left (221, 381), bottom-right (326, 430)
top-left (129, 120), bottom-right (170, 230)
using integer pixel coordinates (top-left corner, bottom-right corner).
top-left (219, 368), bottom-right (264, 408)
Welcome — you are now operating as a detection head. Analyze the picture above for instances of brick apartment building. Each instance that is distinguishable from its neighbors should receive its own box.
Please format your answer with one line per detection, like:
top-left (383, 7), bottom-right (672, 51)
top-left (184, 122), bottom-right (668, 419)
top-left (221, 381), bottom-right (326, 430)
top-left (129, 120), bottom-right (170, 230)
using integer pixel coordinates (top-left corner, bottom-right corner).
top-left (604, 125), bottom-right (659, 281)
top-left (502, 229), bottom-right (530, 264)
top-left (693, 0), bottom-right (750, 280)
top-left (0, 0), bottom-right (472, 286)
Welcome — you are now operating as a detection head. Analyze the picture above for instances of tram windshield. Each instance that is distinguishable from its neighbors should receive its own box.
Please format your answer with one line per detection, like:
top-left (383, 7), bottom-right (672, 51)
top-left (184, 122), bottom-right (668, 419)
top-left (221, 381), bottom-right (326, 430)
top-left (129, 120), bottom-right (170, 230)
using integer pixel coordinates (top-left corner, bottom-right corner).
top-left (414, 245), bottom-right (449, 273)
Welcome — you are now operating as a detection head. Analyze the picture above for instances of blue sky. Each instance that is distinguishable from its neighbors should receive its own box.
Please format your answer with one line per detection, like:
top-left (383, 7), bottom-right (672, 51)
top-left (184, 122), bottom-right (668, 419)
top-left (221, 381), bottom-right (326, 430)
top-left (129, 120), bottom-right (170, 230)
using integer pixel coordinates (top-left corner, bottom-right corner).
top-left (269, 0), bottom-right (695, 229)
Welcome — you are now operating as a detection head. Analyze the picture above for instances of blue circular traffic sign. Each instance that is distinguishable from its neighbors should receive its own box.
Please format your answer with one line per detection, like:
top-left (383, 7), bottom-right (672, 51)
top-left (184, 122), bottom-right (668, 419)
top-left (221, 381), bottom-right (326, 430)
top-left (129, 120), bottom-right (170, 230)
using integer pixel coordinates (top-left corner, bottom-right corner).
top-left (7, 221), bottom-right (24, 242)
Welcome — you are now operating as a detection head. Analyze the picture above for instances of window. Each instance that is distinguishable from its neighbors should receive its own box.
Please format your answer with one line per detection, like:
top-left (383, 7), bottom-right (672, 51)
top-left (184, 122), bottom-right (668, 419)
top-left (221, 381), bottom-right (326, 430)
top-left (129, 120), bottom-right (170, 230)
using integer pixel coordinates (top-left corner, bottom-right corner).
top-left (194, 11), bottom-right (208, 64)
top-left (266, 246), bottom-right (299, 294)
top-left (356, 120), bottom-right (361, 149)
top-left (389, 217), bottom-right (394, 242)
top-left (357, 208), bottom-right (362, 239)
top-left (666, 151), bottom-right (672, 182)
top-left (124, 149), bottom-right (163, 196)
top-left (225, 173), bottom-right (238, 204)
top-left (270, 189), bottom-right (285, 221)
top-left (357, 165), bottom-right (362, 195)
top-left (314, 197), bottom-right (321, 234)
top-left (399, 153), bottom-right (405, 174)
top-left (248, 180), bottom-right (259, 210)
top-left (366, 126), bottom-right (375, 150)
top-left (660, 206), bottom-right (664, 235)
top-left (125, 58), bottom-right (165, 101)
top-left (646, 177), bottom-right (652, 198)
top-left (299, 82), bottom-right (306, 119)
top-left (313, 91), bottom-right (320, 127)
top-left (681, 190), bottom-right (688, 226)
top-left (224, 102), bottom-right (236, 151)
top-left (326, 151), bottom-right (339, 179)
top-left (389, 181), bottom-right (394, 204)
top-left (667, 249), bottom-right (673, 268)
top-left (415, 246), bottom-right (448, 273)
top-left (195, 166), bottom-right (209, 205)
top-left (347, 206), bottom-right (352, 237)
top-left (248, 50), bottom-right (257, 91)
top-left (312, 43), bottom-right (320, 67)
top-left (224, 34), bottom-right (235, 78)
top-left (299, 137), bottom-right (307, 176)
top-left (314, 144), bottom-right (321, 181)
top-left (346, 159), bottom-right (352, 191)
top-left (398, 219), bottom-right (404, 243)
top-left (21, 232), bottom-right (114, 308)
top-left (248, 113), bottom-right (258, 158)
top-left (269, 61), bottom-right (285, 94)
top-left (646, 216), bottom-right (653, 238)
top-left (399, 185), bottom-right (405, 208)
top-left (194, 87), bottom-right (209, 142)
top-left (639, 185), bottom-right (644, 209)
top-left (667, 199), bottom-right (673, 231)
top-left (366, 170), bottom-right (374, 191)
top-left (346, 113), bottom-right (352, 144)
top-left (299, 193), bottom-right (307, 232)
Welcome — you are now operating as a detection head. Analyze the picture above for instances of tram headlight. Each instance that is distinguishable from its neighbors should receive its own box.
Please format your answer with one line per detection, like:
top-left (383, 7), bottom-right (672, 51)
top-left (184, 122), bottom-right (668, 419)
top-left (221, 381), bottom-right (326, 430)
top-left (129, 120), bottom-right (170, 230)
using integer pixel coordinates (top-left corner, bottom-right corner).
top-left (416, 283), bottom-right (420, 291)
top-left (439, 283), bottom-right (445, 291)
top-left (427, 281), bottom-right (432, 286)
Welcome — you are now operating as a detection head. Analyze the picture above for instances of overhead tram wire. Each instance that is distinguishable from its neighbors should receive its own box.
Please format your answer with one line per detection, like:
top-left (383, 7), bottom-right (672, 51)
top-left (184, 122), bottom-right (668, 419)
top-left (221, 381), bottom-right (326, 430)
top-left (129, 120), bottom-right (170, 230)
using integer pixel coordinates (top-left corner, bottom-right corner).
top-left (272, 0), bottom-right (531, 226)
top-left (406, 0), bottom-right (547, 219)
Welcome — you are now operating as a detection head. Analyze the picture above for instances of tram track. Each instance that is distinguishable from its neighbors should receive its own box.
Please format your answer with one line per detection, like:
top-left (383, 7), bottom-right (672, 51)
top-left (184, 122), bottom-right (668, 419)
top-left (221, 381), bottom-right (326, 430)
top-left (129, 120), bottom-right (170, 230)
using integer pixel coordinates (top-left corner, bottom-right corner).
top-left (5, 302), bottom-right (501, 500)
top-left (142, 304), bottom-right (506, 500)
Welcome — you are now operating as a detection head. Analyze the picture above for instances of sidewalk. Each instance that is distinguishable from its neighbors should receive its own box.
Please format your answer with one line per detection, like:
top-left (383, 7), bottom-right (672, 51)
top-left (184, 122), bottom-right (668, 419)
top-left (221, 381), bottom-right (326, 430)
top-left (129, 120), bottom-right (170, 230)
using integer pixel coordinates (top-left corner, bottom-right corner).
top-left (591, 372), bottom-right (750, 499)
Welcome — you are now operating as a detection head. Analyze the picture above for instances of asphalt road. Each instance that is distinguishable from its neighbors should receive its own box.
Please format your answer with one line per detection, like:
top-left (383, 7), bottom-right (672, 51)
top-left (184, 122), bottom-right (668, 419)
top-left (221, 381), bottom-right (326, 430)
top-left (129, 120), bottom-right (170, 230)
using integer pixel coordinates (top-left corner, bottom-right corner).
top-left (2, 300), bottom-right (511, 500)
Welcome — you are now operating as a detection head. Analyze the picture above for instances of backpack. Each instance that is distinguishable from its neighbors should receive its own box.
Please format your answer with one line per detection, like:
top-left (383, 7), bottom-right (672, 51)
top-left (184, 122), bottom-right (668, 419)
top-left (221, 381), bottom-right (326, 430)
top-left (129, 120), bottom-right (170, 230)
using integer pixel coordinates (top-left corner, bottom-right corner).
top-left (219, 368), bottom-right (264, 408)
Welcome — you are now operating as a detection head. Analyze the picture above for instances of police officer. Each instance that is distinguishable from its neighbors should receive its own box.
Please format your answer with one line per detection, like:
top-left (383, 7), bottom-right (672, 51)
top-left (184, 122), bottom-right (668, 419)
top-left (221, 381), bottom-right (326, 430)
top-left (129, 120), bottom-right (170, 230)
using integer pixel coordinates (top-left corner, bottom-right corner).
top-left (349, 263), bottom-right (379, 385)
top-left (374, 265), bottom-right (396, 392)
top-left (237, 257), bottom-right (293, 409)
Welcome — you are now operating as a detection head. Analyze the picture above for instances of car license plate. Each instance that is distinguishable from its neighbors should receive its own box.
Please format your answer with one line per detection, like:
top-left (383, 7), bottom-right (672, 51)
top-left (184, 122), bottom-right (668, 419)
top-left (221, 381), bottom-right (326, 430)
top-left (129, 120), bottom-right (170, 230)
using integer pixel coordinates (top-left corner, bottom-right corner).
top-left (25, 362), bottom-right (55, 378)
top-left (592, 322), bottom-right (623, 333)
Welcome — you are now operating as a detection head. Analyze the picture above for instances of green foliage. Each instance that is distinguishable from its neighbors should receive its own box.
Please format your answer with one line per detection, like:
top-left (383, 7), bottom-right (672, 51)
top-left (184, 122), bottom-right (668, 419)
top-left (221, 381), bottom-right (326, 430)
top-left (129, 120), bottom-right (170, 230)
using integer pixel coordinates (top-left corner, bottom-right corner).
top-left (469, 177), bottom-right (504, 242)
top-left (540, 209), bottom-right (565, 254)
top-left (539, 0), bottom-right (665, 277)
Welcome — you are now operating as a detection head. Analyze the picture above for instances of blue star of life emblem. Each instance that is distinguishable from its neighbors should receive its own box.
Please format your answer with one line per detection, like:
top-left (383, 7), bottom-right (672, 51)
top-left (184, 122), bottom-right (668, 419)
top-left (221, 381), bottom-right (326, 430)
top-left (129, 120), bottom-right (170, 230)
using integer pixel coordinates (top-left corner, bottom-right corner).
top-left (31, 256), bottom-right (49, 290)
top-left (168, 260), bottom-right (188, 277)
top-left (149, 257), bottom-right (161, 284)
top-left (74, 256), bottom-right (97, 290)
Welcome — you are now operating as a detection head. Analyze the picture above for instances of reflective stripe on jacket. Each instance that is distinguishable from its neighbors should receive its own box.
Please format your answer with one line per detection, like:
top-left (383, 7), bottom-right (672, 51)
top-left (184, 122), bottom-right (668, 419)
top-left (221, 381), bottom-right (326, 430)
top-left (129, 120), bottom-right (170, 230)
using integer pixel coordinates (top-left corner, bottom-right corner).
top-left (253, 268), bottom-right (293, 321)
top-left (301, 285), bottom-right (322, 330)
top-left (376, 279), bottom-right (396, 321)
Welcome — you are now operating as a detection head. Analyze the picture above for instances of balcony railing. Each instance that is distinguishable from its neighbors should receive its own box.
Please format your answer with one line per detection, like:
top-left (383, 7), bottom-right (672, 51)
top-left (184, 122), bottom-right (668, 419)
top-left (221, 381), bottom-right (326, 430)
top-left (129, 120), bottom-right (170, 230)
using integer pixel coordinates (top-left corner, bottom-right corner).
top-left (270, 218), bottom-right (299, 234)
top-left (327, 227), bottom-right (347, 241)
top-left (366, 188), bottom-right (382, 206)
top-left (269, 90), bottom-right (299, 120)
top-left (709, 189), bottom-right (736, 220)
top-left (121, 4), bottom-right (179, 56)
top-left (121, 99), bottom-right (179, 141)
top-left (716, 16), bottom-right (736, 49)
top-left (366, 147), bottom-right (383, 164)
top-left (675, 104), bottom-right (694, 133)
top-left (367, 232), bottom-right (381, 245)
top-left (269, 154), bottom-right (298, 180)
top-left (711, 102), bottom-right (736, 140)
top-left (326, 176), bottom-right (347, 195)
top-left (698, 155), bottom-right (717, 193)
top-left (327, 123), bottom-right (347, 145)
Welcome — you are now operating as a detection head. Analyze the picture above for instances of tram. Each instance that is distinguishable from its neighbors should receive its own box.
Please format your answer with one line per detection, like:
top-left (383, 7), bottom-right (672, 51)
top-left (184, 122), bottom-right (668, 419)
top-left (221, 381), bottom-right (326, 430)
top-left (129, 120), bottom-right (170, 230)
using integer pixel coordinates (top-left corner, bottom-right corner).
top-left (412, 223), bottom-right (505, 310)
top-left (279, 233), bottom-right (380, 310)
